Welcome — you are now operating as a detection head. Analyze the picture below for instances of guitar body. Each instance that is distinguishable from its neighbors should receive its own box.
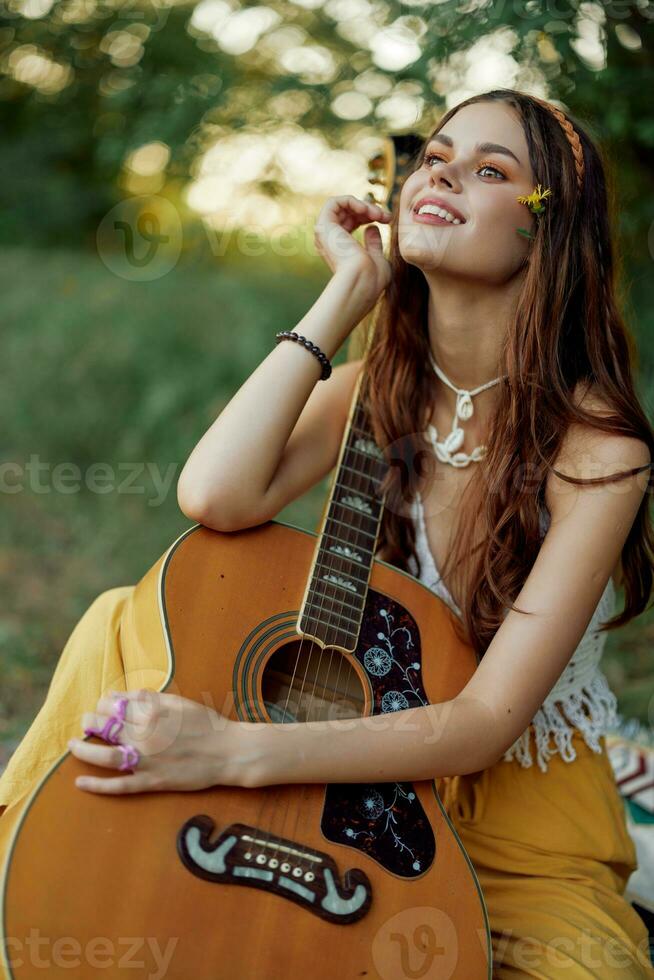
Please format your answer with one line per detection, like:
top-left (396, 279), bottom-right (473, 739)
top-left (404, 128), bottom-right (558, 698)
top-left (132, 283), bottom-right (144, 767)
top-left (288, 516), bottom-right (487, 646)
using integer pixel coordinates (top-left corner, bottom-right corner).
top-left (1, 519), bottom-right (492, 978)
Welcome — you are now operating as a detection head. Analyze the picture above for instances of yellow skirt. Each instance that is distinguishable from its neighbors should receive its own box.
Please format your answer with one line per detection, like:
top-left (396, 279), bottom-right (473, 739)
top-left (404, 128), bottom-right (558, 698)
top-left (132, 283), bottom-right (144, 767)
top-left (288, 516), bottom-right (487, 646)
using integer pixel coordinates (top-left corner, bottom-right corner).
top-left (1, 587), bottom-right (652, 979)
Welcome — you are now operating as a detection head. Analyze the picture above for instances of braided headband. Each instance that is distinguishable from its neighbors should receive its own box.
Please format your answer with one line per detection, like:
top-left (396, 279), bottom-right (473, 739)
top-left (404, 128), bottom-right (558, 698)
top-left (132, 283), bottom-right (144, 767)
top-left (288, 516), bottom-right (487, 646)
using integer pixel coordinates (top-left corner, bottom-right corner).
top-left (529, 95), bottom-right (585, 191)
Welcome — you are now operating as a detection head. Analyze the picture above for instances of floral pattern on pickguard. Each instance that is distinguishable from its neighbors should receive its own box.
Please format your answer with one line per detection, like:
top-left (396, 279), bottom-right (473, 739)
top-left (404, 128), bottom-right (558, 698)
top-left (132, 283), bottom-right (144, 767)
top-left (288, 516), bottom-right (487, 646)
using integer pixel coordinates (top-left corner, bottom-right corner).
top-left (356, 593), bottom-right (428, 711)
top-left (321, 591), bottom-right (435, 878)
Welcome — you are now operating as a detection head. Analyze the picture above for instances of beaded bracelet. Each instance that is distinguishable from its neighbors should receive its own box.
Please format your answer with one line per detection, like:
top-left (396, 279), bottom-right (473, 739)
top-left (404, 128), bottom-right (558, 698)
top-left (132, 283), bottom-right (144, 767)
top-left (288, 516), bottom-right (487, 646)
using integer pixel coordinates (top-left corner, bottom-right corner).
top-left (274, 330), bottom-right (332, 380)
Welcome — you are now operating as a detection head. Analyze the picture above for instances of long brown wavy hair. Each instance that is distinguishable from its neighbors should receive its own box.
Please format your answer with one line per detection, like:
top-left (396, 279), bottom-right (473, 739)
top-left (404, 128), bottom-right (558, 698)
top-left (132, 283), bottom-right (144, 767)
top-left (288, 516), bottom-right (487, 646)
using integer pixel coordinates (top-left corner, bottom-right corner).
top-left (358, 88), bottom-right (654, 658)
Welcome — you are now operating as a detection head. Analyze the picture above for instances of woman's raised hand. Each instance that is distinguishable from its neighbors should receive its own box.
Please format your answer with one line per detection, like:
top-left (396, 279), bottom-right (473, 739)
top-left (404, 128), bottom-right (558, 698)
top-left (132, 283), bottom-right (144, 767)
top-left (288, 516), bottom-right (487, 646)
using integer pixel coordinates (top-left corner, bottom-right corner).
top-left (314, 195), bottom-right (392, 300)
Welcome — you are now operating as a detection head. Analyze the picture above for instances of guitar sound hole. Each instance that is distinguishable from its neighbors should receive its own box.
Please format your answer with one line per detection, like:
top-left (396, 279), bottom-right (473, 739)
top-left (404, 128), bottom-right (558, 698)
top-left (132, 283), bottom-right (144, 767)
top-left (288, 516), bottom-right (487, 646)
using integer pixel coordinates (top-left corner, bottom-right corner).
top-left (261, 640), bottom-right (366, 724)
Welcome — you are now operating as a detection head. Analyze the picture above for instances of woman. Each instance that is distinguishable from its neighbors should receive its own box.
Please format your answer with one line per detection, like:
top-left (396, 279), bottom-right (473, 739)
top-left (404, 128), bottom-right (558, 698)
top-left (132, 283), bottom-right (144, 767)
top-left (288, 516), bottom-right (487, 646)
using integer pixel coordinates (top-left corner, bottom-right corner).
top-left (1, 88), bottom-right (653, 977)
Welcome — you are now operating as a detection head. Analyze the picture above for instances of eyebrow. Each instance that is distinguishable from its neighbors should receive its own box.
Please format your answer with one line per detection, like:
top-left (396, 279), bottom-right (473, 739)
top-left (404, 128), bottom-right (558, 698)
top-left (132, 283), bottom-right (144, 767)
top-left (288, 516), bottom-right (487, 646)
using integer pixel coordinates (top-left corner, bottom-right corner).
top-left (426, 132), bottom-right (523, 168)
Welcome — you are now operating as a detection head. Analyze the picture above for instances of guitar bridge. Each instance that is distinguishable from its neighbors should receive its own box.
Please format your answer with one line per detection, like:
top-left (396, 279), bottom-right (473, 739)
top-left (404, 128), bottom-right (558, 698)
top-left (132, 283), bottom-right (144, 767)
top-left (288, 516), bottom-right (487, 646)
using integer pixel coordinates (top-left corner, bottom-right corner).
top-left (177, 817), bottom-right (372, 924)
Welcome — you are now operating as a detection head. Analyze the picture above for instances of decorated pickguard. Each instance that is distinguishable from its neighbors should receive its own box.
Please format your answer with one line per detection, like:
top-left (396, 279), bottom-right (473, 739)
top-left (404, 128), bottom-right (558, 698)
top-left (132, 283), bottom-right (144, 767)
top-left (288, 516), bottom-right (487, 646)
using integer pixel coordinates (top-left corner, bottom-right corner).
top-left (321, 590), bottom-right (436, 877)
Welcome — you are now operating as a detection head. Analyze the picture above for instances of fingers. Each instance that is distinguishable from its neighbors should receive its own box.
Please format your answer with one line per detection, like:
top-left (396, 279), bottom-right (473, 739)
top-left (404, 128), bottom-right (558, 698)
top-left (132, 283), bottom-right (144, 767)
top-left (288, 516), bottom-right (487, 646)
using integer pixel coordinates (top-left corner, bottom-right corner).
top-left (314, 195), bottom-right (392, 274)
top-left (68, 737), bottom-right (141, 771)
top-left (333, 200), bottom-right (392, 230)
top-left (334, 196), bottom-right (391, 218)
top-left (364, 224), bottom-right (384, 252)
top-left (68, 737), bottom-right (150, 792)
top-left (99, 688), bottom-right (155, 711)
top-left (85, 689), bottom-right (164, 739)
top-left (74, 773), bottom-right (155, 794)
top-left (320, 195), bottom-right (391, 230)
top-left (96, 692), bottom-right (145, 719)
top-left (81, 710), bottom-right (141, 743)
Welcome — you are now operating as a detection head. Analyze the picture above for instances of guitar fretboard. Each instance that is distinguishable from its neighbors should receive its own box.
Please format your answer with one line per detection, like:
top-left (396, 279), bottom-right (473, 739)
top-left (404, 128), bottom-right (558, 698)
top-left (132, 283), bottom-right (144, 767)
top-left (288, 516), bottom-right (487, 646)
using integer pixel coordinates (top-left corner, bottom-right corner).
top-left (299, 399), bottom-right (388, 649)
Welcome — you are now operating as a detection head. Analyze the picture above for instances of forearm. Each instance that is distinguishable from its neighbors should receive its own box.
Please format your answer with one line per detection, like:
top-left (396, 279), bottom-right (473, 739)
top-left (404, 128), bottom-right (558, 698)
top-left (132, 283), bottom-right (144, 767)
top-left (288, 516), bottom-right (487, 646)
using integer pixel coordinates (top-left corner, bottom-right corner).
top-left (176, 268), bottom-right (375, 525)
top-left (238, 696), bottom-right (498, 788)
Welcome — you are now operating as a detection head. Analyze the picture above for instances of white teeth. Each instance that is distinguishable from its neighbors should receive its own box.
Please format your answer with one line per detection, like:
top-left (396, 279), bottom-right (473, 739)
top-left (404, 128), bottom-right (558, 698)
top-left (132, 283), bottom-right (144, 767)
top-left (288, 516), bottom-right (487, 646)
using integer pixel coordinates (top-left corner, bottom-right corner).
top-left (416, 203), bottom-right (462, 224)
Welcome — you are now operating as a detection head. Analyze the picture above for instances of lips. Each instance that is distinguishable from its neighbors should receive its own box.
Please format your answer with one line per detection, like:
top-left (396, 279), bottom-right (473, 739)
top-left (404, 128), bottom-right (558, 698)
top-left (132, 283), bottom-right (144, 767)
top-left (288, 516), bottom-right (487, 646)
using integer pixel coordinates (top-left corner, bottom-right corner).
top-left (412, 196), bottom-right (466, 224)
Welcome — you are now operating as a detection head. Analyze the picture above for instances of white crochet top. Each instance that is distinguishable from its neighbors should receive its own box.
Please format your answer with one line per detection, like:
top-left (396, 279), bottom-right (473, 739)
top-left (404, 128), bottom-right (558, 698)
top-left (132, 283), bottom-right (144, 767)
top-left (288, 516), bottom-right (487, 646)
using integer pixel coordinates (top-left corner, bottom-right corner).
top-left (408, 491), bottom-right (619, 773)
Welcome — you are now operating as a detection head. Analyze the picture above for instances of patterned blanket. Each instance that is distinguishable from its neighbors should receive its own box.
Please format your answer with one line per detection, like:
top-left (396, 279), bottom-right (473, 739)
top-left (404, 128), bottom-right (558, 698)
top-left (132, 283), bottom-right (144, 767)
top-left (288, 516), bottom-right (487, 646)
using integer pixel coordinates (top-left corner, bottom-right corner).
top-left (606, 716), bottom-right (654, 920)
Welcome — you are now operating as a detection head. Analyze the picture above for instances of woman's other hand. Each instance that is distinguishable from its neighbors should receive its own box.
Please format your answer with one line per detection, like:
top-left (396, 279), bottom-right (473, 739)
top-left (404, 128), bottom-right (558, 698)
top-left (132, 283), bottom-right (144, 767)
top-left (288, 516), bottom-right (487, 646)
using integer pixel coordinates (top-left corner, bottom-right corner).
top-left (68, 689), bottom-right (251, 794)
top-left (314, 195), bottom-right (392, 305)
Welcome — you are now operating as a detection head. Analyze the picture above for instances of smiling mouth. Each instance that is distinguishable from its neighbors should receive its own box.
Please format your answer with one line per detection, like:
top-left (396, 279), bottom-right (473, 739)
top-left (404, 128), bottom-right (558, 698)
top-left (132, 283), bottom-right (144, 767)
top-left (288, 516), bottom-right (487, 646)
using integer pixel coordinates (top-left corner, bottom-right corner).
top-left (411, 210), bottom-right (465, 227)
top-left (411, 201), bottom-right (466, 226)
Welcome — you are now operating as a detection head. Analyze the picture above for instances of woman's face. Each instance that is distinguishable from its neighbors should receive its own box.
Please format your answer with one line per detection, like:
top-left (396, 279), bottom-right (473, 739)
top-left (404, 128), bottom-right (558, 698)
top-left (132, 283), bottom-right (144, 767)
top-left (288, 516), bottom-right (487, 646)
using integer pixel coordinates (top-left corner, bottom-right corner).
top-left (398, 101), bottom-right (538, 285)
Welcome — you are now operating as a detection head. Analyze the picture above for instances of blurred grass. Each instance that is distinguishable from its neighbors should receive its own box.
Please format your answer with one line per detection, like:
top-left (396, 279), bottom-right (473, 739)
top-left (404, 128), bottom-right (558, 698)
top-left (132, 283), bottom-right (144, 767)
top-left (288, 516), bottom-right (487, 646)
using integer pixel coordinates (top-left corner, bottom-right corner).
top-left (0, 242), bottom-right (340, 742)
top-left (0, 243), bottom-right (651, 746)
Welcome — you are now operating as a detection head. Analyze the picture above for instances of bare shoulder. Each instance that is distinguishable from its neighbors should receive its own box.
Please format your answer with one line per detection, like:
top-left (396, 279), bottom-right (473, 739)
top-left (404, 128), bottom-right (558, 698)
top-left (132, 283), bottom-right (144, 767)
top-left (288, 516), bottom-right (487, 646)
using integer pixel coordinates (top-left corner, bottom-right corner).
top-left (546, 380), bottom-right (650, 497)
top-left (544, 381), bottom-right (650, 587)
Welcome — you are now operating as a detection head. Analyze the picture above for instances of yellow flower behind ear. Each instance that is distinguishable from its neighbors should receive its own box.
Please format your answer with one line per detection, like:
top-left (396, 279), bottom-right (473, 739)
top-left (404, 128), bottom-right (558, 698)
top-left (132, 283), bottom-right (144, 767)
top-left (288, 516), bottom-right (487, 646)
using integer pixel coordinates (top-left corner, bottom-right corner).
top-left (516, 184), bottom-right (552, 216)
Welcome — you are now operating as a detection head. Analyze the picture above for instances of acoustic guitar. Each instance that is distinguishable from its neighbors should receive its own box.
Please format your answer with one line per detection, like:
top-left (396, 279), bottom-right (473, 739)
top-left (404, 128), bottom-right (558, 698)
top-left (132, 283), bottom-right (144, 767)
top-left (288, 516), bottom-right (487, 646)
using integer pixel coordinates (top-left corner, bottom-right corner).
top-left (0, 135), bottom-right (492, 979)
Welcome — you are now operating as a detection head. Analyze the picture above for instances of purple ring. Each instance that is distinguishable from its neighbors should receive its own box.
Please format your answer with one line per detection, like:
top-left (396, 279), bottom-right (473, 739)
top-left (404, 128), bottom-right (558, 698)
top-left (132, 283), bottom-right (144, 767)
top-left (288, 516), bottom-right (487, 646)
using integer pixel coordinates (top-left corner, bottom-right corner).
top-left (84, 695), bottom-right (129, 744)
top-left (117, 743), bottom-right (140, 771)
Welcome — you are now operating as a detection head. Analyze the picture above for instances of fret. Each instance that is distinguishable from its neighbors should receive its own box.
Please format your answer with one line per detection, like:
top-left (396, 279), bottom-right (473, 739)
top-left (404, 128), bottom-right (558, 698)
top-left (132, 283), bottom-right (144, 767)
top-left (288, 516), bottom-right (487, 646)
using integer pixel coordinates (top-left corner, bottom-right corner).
top-left (335, 490), bottom-right (379, 518)
top-left (329, 511), bottom-right (379, 537)
top-left (337, 465), bottom-right (384, 495)
top-left (317, 538), bottom-right (372, 562)
top-left (305, 585), bottom-right (365, 620)
top-left (321, 535), bottom-right (375, 560)
top-left (340, 448), bottom-right (386, 481)
top-left (347, 413), bottom-right (377, 435)
top-left (309, 576), bottom-right (367, 610)
top-left (337, 459), bottom-right (385, 489)
top-left (305, 582), bottom-right (364, 616)
top-left (350, 433), bottom-right (385, 462)
top-left (302, 607), bottom-right (360, 633)
top-left (340, 442), bottom-right (387, 473)
top-left (325, 542), bottom-right (366, 564)
top-left (298, 397), bottom-right (387, 649)
top-left (325, 505), bottom-right (375, 525)
top-left (302, 603), bottom-right (361, 631)
top-left (312, 553), bottom-right (368, 585)
top-left (300, 618), bottom-right (358, 641)
top-left (342, 433), bottom-right (385, 461)
top-left (321, 514), bottom-right (378, 542)
top-left (350, 431), bottom-right (382, 450)
top-left (330, 489), bottom-right (381, 515)
top-left (300, 616), bottom-right (361, 646)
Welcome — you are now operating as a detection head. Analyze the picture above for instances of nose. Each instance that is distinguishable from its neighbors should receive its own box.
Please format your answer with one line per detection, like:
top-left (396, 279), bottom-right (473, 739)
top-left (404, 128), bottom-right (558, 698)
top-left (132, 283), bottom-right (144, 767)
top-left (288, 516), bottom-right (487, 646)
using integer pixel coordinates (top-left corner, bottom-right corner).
top-left (429, 160), bottom-right (461, 193)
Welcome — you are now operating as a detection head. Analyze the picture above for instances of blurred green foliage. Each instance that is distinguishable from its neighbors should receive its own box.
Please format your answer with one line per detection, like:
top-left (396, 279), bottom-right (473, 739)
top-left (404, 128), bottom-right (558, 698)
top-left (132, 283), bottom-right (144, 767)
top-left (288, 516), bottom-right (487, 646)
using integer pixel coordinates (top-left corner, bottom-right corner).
top-left (1, 1), bottom-right (653, 254)
top-left (0, 243), bottom-right (347, 740)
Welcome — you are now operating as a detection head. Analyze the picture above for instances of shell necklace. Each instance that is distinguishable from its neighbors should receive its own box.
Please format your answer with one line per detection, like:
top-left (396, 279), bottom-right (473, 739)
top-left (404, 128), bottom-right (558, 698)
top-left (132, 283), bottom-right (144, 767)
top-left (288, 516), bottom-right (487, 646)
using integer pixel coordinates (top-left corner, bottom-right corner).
top-left (426, 349), bottom-right (507, 468)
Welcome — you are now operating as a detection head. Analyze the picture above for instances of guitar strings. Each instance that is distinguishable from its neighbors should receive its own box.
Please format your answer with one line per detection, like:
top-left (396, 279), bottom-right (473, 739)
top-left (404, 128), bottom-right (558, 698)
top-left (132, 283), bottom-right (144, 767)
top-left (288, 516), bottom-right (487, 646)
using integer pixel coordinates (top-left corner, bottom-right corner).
top-left (250, 397), bottom-right (379, 868)
top-left (283, 401), bottom-right (384, 852)
top-left (249, 438), bottom-right (380, 872)
top-left (254, 396), bottom-right (384, 877)
top-left (272, 399), bottom-right (381, 873)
